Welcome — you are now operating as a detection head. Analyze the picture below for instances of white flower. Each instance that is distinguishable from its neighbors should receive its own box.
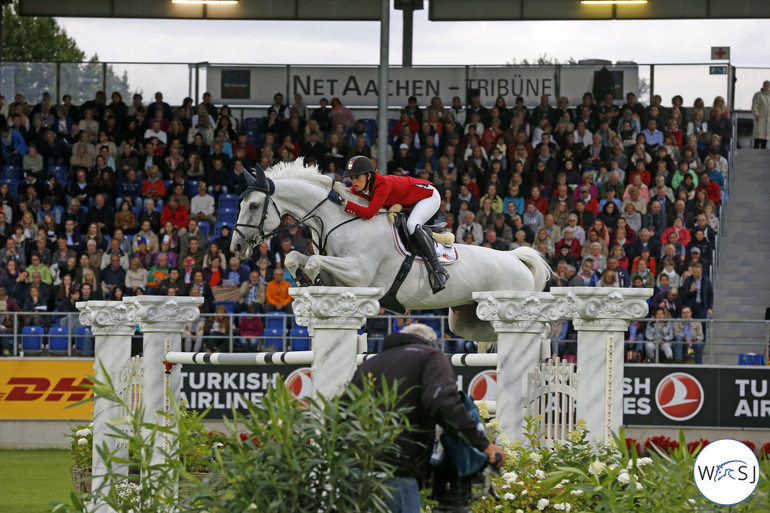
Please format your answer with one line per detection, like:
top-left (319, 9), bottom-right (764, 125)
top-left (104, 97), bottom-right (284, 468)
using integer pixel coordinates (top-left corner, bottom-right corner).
top-left (537, 498), bottom-right (549, 510)
top-left (502, 484), bottom-right (511, 490)
top-left (688, 499), bottom-right (696, 504)
top-left (529, 452), bottom-right (543, 463)
top-left (503, 471), bottom-right (518, 483)
top-left (535, 469), bottom-right (546, 480)
top-left (77, 437), bottom-right (88, 445)
top-left (87, 422), bottom-right (93, 428)
top-left (516, 510), bottom-right (525, 513)
top-left (617, 471), bottom-right (630, 484)
top-left (588, 459), bottom-right (606, 476)
top-left (570, 489), bottom-right (583, 496)
top-left (522, 489), bottom-right (528, 495)
top-left (636, 481), bottom-right (643, 490)
top-left (503, 493), bottom-right (516, 501)
top-left (495, 506), bottom-right (502, 511)
top-left (554, 503), bottom-right (571, 512)
top-left (75, 428), bottom-right (91, 437)
top-left (639, 457), bottom-right (652, 467)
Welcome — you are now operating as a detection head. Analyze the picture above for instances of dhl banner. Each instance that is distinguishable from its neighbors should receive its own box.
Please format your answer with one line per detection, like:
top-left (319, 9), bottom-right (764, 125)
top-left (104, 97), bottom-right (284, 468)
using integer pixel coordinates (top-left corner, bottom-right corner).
top-left (0, 360), bottom-right (94, 419)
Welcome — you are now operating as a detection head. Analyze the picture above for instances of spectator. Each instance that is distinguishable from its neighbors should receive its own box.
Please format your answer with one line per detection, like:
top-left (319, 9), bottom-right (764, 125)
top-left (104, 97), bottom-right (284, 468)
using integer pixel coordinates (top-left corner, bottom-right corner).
top-left (751, 80), bottom-right (770, 149)
top-left (203, 304), bottom-right (231, 353)
top-left (239, 303), bottom-right (264, 352)
top-left (125, 257), bottom-right (148, 294)
top-left (681, 261), bottom-right (713, 321)
top-left (160, 196), bottom-right (190, 233)
top-left (101, 253), bottom-right (127, 297)
top-left (645, 307), bottom-right (675, 362)
top-left (455, 211), bottom-right (483, 245)
top-left (264, 267), bottom-right (292, 313)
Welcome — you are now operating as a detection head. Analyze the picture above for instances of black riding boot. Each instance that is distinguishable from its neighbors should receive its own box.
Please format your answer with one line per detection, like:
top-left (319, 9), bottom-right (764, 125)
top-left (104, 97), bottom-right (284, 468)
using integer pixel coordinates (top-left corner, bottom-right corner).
top-left (412, 225), bottom-right (449, 294)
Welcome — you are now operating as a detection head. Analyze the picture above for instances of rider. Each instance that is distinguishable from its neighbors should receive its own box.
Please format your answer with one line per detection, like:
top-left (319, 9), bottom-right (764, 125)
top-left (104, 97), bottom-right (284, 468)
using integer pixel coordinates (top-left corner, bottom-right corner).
top-left (328, 155), bottom-right (449, 294)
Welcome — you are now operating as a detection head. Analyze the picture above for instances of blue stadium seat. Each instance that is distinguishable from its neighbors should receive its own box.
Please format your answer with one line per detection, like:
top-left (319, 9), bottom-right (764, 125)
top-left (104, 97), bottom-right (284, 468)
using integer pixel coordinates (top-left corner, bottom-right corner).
top-left (264, 311), bottom-right (288, 331)
top-left (387, 118), bottom-right (398, 136)
top-left (263, 327), bottom-right (284, 351)
top-left (74, 326), bottom-right (93, 355)
top-left (0, 178), bottom-right (18, 196)
top-left (198, 221), bottom-right (210, 240)
top-left (217, 207), bottom-right (237, 226)
top-left (289, 326), bottom-right (310, 351)
top-left (218, 193), bottom-right (238, 211)
top-left (48, 326), bottom-right (70, 355)
top-left (49, 166), bottom-right (68, 185)
top-left (187, 179), bottom-right (200, 191)
top-left (1, 165), bottom-right (21, 181)
top-left (21, 326), bottom-right (45, 355)
top-left (213, 221), bottom-right (230, 240)
top-left (361, 118), bottom-right (377, 140)
top-left (215, 300), bottom-right (237, 314)
top-left (243, 117), bottom-right (261, 133)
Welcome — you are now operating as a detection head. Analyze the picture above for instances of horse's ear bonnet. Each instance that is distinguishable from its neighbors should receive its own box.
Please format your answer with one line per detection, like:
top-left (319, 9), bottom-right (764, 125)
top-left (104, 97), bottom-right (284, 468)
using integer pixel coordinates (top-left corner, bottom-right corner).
top-left (242, 164), bottom-right (275, 199)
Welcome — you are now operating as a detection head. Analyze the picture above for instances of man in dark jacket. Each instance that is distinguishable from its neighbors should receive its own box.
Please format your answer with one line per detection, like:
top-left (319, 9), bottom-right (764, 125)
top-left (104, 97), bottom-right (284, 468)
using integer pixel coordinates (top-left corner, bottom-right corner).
top-left (350, 324), bottom-right (503, 513)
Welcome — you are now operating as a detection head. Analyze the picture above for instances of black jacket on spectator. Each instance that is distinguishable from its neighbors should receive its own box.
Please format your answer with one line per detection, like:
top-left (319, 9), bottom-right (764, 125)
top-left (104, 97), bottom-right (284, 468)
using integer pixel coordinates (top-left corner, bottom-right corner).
top-left (350, 332), bottom-right (490, 486)
top-left (86, 204), bottom-right (115, 235)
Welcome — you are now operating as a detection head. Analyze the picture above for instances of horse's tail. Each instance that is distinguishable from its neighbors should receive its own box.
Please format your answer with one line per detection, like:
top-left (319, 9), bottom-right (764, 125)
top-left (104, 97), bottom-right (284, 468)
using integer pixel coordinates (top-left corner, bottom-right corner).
top-left (511, 246), bottom-right (553, 292)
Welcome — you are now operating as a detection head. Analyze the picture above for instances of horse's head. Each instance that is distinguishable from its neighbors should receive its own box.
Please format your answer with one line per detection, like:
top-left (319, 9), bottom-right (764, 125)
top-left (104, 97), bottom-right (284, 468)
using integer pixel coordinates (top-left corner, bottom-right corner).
top-left (231, 165), bottom-right (278, 259)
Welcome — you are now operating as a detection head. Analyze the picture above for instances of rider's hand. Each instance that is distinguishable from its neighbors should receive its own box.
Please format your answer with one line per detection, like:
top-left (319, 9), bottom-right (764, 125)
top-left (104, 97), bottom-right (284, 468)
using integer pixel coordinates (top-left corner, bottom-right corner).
top-left (328, 190), bottom-right (344, 206)
top-left (484, 444), bottom-right (505, 467)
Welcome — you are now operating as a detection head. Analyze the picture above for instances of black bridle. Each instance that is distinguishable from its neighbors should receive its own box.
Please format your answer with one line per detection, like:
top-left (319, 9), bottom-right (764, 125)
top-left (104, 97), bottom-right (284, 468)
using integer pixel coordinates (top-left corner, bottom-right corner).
top-left (232, 167), bottom-right (345, 254)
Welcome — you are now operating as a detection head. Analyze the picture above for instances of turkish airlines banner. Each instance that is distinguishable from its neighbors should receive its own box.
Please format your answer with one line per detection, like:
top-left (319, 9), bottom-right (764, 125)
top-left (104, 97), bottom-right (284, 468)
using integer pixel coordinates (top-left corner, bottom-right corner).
top-left (181, 363), bottom-right (769, 429)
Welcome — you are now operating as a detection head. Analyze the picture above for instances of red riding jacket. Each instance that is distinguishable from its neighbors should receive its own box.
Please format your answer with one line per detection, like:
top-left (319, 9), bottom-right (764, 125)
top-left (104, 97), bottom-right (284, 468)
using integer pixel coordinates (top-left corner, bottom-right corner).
top-left (344, 174), bottom-right (434, 219)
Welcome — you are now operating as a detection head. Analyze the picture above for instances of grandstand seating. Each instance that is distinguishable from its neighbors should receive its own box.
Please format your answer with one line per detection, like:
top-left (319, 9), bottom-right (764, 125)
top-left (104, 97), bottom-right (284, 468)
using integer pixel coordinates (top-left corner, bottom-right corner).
top-left (21, 326), bottom-right (45, 355)
top-left (263, 327), bottom-right (284, 351)
top-left (289, 326), bottom-right (311, 351)
top-left (1, 165), bottom-right (21, 181)
top-left (198, 220), bottom-right (210, 240)
top-left (218, 193), bottom-right (238, 211)
top-left (213, 221), bottom-right (230, 240)
top-left (48, 326), bottom-right (70, 355)
top-left (215, 300), bottom-right (238, 314)
top-left (0, 178), bottom-right (18, 196)
top-left (74, 326), bottom-right (93, 356)
top-left (217, 207), bottom-right (237, 226)
top-left (264, 311), bottom-right (289, 332)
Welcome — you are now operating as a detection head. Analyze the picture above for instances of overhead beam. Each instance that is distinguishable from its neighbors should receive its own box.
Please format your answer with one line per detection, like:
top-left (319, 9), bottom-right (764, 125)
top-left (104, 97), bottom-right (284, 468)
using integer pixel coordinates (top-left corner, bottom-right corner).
top-left (18, 0), bottom-right (383, 21)
top-left (429, 0), bottom-right (770, 21)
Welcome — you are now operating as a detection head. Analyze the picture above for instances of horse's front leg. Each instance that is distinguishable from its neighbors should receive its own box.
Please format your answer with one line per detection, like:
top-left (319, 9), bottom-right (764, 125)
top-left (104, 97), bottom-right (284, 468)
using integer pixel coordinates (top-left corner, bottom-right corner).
top-left (305, 254), bottom-right (368, 286)
top-left (284, 251), bottom-right (310, 284)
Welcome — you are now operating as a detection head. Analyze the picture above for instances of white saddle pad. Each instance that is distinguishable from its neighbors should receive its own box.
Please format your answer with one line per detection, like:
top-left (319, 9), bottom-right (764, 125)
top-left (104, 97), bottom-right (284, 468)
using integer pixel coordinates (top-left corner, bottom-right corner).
top-left (390, 224), bottom-right (459, 265)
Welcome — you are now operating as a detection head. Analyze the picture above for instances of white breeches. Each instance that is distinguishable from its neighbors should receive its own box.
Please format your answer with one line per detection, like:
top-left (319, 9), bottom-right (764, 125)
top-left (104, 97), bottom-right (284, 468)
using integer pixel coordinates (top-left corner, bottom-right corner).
top-left (406, 187), bottom-right (441, 235)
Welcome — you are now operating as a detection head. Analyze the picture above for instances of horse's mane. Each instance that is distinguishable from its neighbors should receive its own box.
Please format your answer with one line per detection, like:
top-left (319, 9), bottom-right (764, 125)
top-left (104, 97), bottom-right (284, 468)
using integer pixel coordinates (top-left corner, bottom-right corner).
top-left (265, 158), bottom-right (352, 196)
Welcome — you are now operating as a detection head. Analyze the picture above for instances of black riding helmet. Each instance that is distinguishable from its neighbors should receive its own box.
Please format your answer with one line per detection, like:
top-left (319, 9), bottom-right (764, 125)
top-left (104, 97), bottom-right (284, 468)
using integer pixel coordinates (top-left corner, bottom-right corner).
top-left (343, 155), bottom-right (376, 191)
top-left (343, 155), bottom-right (375, 177)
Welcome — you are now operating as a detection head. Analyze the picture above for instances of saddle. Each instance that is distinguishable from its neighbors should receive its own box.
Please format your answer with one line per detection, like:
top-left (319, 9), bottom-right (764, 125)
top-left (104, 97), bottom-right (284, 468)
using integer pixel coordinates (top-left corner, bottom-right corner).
top-left (389, 204), bottom-right (455, 248)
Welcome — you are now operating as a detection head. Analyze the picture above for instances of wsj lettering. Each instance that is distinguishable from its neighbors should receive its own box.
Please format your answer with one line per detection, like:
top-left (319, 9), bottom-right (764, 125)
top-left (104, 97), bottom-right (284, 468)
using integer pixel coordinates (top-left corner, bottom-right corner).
top-left (293, 75), bottom-right (440, 98)
top-left (1, 377), bottom-right (92, 402)
top-left (734, 379), bottom-right (770, 418)
top-left (697, 460), bottom-right (757, 484)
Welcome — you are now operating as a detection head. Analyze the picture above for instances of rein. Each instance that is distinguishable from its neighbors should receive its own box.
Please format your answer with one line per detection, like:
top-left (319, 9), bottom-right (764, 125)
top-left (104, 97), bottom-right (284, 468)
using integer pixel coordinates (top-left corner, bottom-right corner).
top-left (235, 175), bottom-right (380, 255)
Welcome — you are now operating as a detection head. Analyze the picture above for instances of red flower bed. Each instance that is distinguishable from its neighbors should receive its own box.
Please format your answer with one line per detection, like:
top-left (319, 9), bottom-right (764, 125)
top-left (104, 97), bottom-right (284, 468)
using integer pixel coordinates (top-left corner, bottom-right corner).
top-left (761, 442), bottom-right (770, 459)
top-left (686, 439), bottom-right (709, 454)
top-left (739, 440), bottom-right (756, 453)
top-left (644, 435), bottom-right (679, 454)
top-left (624, 437), bottom-right (641, 456)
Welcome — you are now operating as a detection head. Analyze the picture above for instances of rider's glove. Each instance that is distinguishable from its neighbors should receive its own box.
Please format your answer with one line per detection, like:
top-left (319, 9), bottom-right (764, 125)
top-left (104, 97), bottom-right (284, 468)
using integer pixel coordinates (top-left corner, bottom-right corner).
top-left (328, 190), bottom-right (344, 206)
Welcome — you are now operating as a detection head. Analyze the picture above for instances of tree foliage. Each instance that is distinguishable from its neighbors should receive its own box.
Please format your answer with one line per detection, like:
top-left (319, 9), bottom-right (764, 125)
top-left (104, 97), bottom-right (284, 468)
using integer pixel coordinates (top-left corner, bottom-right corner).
top-left (2, 1), bottom-right (85, 61)
top-left (1, 1), bottom-right (136, 104)
top-left (507, 53), bottom-right (579, 66)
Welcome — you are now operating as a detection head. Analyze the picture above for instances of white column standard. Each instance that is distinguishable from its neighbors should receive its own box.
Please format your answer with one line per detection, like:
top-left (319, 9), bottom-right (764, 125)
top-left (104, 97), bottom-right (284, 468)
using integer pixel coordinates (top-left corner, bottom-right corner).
top-left (474, 291), bottom-right (559, 442)
top-left (77, 301), bottom-right (137, 512)
top-left (551, 287), bottom-right (652, 442)
top-left (123, 296), bottom-right (203, 468)
top-left (290, 286), bottom-right (382, 398)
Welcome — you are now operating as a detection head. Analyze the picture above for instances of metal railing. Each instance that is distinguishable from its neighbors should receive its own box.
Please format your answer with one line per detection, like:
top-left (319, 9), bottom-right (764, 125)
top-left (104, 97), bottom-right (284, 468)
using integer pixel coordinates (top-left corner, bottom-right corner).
top-left (3, 311), bottom-right (767, 366)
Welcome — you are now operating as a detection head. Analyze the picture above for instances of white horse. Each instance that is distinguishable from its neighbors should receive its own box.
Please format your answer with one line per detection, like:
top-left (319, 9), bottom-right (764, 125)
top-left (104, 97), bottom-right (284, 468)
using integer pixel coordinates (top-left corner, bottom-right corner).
top-left (231, 160), bottom-right (551, 342)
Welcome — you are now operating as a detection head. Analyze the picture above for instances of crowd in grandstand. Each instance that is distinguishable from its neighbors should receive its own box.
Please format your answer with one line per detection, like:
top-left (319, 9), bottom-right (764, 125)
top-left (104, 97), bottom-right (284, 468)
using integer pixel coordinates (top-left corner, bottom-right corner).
top-left (0, 87), bottom-right (724, 362)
